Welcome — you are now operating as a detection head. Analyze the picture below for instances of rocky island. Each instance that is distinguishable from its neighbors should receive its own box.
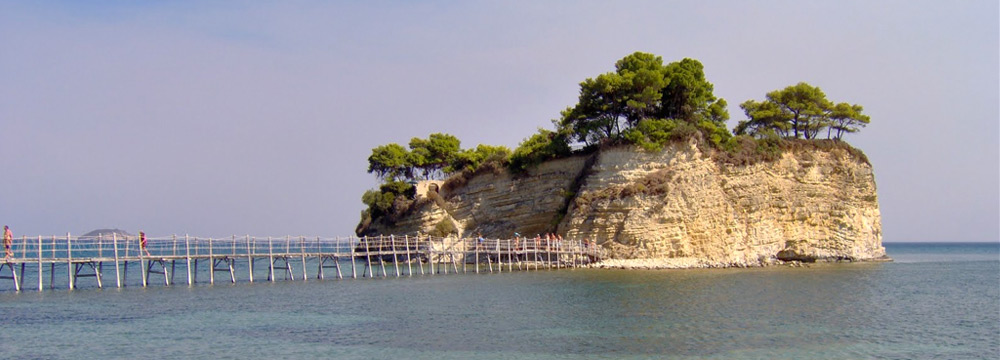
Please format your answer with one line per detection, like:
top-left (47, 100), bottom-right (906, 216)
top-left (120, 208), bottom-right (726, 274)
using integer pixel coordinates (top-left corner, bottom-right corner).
top-left (356, 52), bottom-right (887, 268)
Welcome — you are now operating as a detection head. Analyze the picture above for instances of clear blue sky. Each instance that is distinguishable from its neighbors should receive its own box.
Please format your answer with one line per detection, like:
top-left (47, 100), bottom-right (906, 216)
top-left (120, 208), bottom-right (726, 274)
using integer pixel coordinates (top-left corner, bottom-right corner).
top-left (1, 1), bottom-right (997, 242)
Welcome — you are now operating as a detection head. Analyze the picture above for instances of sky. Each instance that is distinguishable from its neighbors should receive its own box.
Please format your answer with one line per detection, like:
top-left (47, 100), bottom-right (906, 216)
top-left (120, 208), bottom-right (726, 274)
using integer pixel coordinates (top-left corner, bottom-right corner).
top-left (1, 0), bottom-right (997, 242)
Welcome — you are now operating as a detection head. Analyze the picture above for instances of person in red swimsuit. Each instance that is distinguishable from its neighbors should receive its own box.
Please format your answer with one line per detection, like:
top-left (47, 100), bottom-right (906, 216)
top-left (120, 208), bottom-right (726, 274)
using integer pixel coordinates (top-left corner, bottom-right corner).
top-left (139, 231), bottom-right (151, 256)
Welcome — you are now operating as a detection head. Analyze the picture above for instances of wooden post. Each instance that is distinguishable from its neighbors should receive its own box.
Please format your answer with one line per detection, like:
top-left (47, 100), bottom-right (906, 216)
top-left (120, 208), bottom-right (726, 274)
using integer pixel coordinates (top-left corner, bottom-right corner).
top-left (374, 235), bottom-right (383, 278)
top-left (300, 236), bottom-right (307, 281)
top-left (506, 239), bottom-right (512, 272)
top-left (4, 262), bottom-right (20, 292)
top-left (417, 236), bottom-right (425, 276)
top-left (566, 240), bottom-right (579, 269)
top-left (162, 259), bottom-right (170, 286)
top-left (391, 235), bottom-right (399, 278)
top-left (246, 235), bottom-right (254, 283)
top-left (570, 239), bottom-right (575, 268)
top-left (553, 239), bottom-right (558, 269)
top-left (67, 232), bottom-right (74, 290)
top-left (475, 238), bottom-right (480, 274)
top-left (462, 237), bottom-right (467, 274)
top-left (14, 236), bottom-right (22, 290)
top-left (113, 233), bottom-right (121, 288)
top-left (94, 260), bottom-right (103, 289)
top-left (167, 235), bottom-right (175, 284)
top-left (333, 237), bottom-right (343, 279)
top-left (50, 236), bottom-right (56, 289)
top-left (545, 239), bottom-right (552, 270)
top-left (496, 239), bottom-right (501, 273)
top-left (209, 237), bottom-right (215, 285)
top-left (417, 236), bottom-right (423, 275)
top-left (37, 235), bottom-right (43, 291)
top-left (350, 236), bottom-right (357, 279)
top-left (451, 241), bottom-right (459, 274)
top-left (442, 237), bottom-right (448, 275)
top-left (317, 237), bottom-right (325, 280)
top-left (486, 239), bottom-right (493, 273)
top-left (554, 239), bottom-right (559, 269)
top-left (190, 238), bottom-right (198, 283)
top-left (404, 235), bottom-right (412, 277)
top-left (363, 236), bottom-right (373, 278)
top-left (283, 235), bottom-right (292, 281)
top-left (317, 236), bottom-right (323, 278)
top-left (560, 239), bottom-right (565, 269)
top-left (575, 239), bottom-right (580, 268)
top-left (429, 237), bottom-right (436, 275)
top-left (225, 237), bottom-right (235, 284)
top-left (268, 237), bottom-right (275, 282)
top-left (534, 239), bottom-right (539, 271)
top-left (140, 235), bottom-right (148, 287)
top-left (185, 235), bottom-right (192, 285)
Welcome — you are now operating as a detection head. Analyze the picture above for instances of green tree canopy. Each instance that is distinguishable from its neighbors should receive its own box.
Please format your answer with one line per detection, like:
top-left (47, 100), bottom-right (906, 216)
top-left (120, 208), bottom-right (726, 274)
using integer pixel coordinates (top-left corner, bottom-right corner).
top-left (659, 58), bottom-right (726, 124)
top-left (408, 133), bottom-right (461, 179)
top-left (828, 102), bottom-right (870, 140)
top-left (735, 99), bottom-right (792, 137)
top-left (509, 128), bottom-right (571, 172)
top-left (767, 82), bottom-right (831, 139)
top-left (366, 143), bottom-right (411, 181)
top-left (558, 52), bottom-right (728, 147)
top-left (446, 144), bottom-right (511, 173)
top-left (735, 82), bottom-right (869, 140)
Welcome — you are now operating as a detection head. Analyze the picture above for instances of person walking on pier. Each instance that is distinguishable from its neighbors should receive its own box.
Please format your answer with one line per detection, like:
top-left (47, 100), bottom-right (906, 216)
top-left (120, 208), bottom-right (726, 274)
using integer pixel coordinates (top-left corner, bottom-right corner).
top-left (139, 231), bottom-right (152, 256)
top-left (3, 225), bottom-right (12, 259)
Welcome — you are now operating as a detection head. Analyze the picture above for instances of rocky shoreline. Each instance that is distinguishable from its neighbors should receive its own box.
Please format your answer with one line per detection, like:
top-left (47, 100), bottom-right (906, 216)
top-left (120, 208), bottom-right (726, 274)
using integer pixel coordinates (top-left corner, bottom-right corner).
top-left (590, 255), bottom-right (893, 270)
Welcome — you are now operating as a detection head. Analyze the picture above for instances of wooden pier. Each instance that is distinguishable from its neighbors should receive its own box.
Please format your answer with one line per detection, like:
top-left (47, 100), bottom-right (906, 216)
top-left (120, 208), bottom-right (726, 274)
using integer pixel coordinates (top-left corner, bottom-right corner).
top-left (0, 233), bottom-right (605, 292)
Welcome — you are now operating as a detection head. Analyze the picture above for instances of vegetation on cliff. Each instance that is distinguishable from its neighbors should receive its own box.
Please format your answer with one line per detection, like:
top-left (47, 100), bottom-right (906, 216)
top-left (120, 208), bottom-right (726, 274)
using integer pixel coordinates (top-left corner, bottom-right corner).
top-left (359, 51), bottom-right (872, 232)
top-left (735, 82), bottom-right (870, 140)
top-left (360, 133), bottom-right (511, 230)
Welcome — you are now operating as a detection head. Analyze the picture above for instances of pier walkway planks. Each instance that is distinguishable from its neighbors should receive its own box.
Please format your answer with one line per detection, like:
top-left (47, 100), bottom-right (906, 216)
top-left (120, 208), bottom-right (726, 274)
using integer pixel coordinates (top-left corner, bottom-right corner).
top-left (0, 234), bottom-right (605, 292)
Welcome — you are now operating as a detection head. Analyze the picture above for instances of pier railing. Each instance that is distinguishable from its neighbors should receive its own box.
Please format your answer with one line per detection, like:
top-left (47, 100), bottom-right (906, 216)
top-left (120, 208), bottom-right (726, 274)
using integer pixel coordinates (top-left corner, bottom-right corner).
top-left (0, 234), bottom-right (605, 292)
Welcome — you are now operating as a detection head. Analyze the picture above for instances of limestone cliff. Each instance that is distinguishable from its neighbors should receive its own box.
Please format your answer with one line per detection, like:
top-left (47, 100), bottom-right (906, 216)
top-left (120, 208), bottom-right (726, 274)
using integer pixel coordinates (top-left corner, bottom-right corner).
top-left (359, 140), bottom-right (886, 267)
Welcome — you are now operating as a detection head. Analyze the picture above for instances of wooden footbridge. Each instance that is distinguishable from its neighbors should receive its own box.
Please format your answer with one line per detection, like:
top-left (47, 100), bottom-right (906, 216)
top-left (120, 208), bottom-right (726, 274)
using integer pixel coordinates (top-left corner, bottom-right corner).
top-left (0, 234), bottom-right (605, 292)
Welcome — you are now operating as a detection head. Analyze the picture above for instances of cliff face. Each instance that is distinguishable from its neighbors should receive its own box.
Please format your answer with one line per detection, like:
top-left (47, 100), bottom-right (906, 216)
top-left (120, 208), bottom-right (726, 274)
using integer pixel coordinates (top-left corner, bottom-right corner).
top-left (363, 156), bottom-right (590, 238)
top-left (360, 140), bottom-right (886, 267)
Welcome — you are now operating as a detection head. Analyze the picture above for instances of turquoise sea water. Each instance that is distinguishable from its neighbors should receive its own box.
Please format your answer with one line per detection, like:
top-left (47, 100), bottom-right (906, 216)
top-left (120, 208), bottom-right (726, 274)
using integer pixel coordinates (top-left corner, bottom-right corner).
top-left (0, 242), bottom-right (997, 359)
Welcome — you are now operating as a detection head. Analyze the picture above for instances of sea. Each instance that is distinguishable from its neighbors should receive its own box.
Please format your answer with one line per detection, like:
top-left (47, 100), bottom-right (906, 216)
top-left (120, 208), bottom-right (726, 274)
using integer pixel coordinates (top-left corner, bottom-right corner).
top-left (0, 242), bottom-right (996, 359)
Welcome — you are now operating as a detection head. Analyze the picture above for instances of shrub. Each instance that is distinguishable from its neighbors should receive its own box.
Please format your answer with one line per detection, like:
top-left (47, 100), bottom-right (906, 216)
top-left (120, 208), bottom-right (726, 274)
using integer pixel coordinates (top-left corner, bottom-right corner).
top-left (379, 181), bottom-right (415, 199)
top-left (361, 181), bottom-right (416, 222)
top-left (508, 129), bottom-right (571, 173)
top-left (714, 134), bottom-right (783, 165)
top-left (441, 169), bottom-right (472, 194)
top-left (431, 218), bottom-right (457, 237)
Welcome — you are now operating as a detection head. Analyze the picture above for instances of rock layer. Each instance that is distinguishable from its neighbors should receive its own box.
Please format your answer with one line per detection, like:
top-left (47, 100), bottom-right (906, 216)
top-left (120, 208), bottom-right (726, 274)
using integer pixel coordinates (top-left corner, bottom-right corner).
top-left (360, 140), bottom-right (886, 267)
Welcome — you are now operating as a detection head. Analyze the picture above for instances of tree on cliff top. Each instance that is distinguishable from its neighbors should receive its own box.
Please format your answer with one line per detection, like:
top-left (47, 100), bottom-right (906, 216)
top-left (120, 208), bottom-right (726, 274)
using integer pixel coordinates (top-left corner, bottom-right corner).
top-left (407, 133), bottom-right (461, 180)
top-left (557, 52), bottom-right (728, 147)
top-left (509, 128), bottom-right (572, 173)
top-left (367, 143), bottom-right (411, 181)
top-left (362, 133), bottom-right (512, 230)
top-left (735, 82), bottom-right (870, 140)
